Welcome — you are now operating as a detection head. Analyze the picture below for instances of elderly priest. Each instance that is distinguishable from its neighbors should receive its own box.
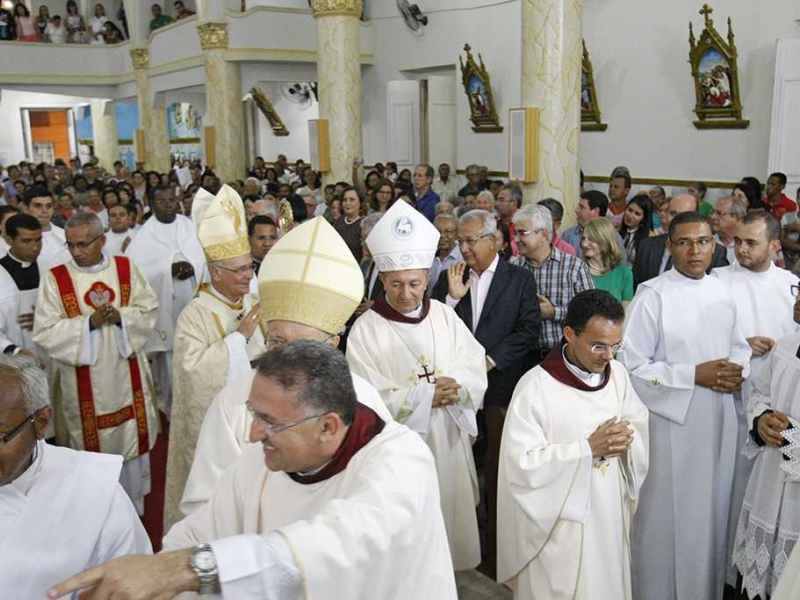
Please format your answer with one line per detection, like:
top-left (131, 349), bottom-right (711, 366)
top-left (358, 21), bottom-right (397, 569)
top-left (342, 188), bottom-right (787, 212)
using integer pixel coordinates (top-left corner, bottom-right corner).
top-left (165, 185), bottom-right (266, 530)
top-left (347, 200), bottom-right (488, 571)
top-left (180, 216), bottom-right (392, 517)
top-left (49, 341), bottom-right (457, 600)
top-left (0, 355), bottom-right (151, 599)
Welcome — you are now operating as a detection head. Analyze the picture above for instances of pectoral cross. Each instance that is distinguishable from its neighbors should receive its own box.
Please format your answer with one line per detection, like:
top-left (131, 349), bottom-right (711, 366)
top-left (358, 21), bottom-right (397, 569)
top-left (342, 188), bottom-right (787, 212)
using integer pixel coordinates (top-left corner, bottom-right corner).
top-left (418, 365), bottom-right (436, 384)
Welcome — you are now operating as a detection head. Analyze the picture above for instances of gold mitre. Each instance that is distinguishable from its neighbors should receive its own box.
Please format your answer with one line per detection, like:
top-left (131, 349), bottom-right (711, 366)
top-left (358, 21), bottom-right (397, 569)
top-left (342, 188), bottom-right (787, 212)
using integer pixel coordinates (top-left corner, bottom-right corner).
top-left (258, 216), bottom-right (363, 335)
top-left (195, 184), bottom-right (250, 262)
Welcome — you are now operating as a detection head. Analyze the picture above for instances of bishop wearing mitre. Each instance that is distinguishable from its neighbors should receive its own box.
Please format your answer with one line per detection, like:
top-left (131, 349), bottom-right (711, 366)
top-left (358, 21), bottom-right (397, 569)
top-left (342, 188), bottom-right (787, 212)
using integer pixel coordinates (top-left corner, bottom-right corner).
top-left (33, 212), bottom-right (160, 514)
top-left (164, 185), bottom-right (266, 530)
top-left (346, 200), bottom-right (488, 571)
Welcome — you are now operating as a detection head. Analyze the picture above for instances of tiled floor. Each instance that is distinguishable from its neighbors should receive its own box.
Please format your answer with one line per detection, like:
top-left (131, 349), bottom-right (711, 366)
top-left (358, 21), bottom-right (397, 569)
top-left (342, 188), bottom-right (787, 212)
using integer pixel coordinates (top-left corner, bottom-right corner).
top-left (456, 570), bottom-right (513, 600)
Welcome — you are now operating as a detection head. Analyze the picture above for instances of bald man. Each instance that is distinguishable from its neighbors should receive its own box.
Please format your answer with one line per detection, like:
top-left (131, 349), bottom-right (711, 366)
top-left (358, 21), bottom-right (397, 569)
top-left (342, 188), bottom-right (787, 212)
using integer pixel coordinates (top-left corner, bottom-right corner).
top-left (633, 194), bottom-right (729, 289)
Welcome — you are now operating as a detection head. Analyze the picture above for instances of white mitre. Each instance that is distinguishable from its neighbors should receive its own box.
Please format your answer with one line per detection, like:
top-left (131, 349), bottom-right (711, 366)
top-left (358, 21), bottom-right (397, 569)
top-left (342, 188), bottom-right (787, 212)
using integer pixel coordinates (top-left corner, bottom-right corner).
top-left (194, 184), bottom-right (250, 262)
top-left (258, 216), bottom-right (364, 335)
top-left (366, 199), bottom-right (440, 272)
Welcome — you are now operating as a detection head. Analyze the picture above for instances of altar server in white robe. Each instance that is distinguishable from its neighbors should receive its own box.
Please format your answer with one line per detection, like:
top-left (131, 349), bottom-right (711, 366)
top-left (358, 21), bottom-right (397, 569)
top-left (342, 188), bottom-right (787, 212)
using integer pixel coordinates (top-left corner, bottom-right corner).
top-left (730, 289), bottom-right (800, 599)
top-left (0, 355), bottom-right (151, 599)
top-left (180, 216), bottom-right (391, 518)
top-left (0, 214), bottom-right (42, 360)
top-left (19, 186), bottom-right (71, 272)
top-left (713, 211), bottom-right (799, 585)
top-left (346, 200), bottom-right (488, 571)
top-left (165, 185), bottom-right (266, 530)
top-left (50, 342), bottom-right (457, 600)
top-left (33, 213), bottom-right (160, 514)
top-left (498, 290), bottom-right (648, 600)
top-left (622, 212), bottom-right (752, 600)
top-left (102, 204), bottom-right (136, 256)
top-left (125, 186), bottom-right (205, 416)
top-left (772, 542), bottom-right (800, 600)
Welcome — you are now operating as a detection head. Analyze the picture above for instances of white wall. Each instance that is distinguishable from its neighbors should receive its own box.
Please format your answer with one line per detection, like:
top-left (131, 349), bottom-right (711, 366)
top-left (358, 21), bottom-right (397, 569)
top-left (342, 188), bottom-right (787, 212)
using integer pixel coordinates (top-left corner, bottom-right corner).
top-left (0, 90), bottom-right (92, 164)
top-left (254, 81), bottom-right (319, 163)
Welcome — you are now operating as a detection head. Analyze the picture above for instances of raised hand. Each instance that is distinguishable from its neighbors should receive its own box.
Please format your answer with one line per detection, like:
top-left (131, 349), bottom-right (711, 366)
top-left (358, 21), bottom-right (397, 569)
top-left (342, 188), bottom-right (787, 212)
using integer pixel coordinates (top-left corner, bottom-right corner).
top-left (447, 263), bottom-right (471, 301)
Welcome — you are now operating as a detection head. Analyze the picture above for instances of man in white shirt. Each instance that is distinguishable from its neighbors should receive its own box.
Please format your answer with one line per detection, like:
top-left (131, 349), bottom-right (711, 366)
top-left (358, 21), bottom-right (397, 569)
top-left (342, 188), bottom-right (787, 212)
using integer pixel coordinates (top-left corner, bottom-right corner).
top-left (49, 342), bottom-right (457, 600)
top-left (427, 212), bottom-right (462, 296)
top-left (18, 186), bottom-right (71, 272)
top-left (1, 355), bottom-right (150, 599)
top-left (709, 196), bottom-right (747, 265)
top-left (103, 204), bottom-right (135, 256)
top-left (432, 163), bottom-right (461, 205)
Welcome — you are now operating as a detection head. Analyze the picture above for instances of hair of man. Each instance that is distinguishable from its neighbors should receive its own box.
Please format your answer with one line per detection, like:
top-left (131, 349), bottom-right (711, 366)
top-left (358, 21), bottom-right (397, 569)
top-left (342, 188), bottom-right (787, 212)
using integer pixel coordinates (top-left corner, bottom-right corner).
top-left (513, 204), bottom-right (553, 238)
top-left (4, 214), bottom-right (42, 239)
top-left (564, 289), bottom-right (625, 334)
top-left (0, 354), bottom-right (51, 413)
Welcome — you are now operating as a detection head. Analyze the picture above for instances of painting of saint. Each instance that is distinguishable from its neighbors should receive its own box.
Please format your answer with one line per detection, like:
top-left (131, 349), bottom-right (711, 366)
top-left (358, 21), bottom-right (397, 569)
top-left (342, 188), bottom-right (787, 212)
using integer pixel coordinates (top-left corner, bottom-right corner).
top-left (469, 75), bottom-right (489, 116)
top-left (581, 71), bottom-right (594, 112)
top-left (699, 48), bottom-right (733, 108)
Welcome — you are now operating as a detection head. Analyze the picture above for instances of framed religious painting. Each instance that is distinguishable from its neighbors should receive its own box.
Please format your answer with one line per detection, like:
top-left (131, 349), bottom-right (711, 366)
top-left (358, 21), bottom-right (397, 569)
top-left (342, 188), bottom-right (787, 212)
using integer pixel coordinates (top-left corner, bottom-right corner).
top-left (251, 87), bottom-right (289, 136)
top-left (688, 4), bottom-right (749, 129)
top-left (459, 44), bottom-right (503, 133)
top-left (581, 39), bottom-right (607, 131)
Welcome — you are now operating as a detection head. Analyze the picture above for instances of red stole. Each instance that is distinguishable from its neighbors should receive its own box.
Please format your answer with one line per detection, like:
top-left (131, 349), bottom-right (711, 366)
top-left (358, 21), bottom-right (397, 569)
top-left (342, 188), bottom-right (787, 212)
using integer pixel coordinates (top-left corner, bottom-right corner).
top-left (370, 294), bottom-right (431, 324)
top-left (539, 340), bottom-right (611, 392)
top-left (288, 406), bottom-right (385, 485)
top-left (50, 256), bottom-right (150, 455)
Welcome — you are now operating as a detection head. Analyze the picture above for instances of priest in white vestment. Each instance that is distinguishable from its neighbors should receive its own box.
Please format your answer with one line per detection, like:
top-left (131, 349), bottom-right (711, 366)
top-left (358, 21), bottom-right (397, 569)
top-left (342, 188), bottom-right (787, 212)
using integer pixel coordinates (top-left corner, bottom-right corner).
top-left (125, 187), bottom-right (205, 416)
top-left (0, 214), bottom-right (43, 361)
top-left (712, 212), bottom-right (799, 587)
top-left (730, 291), bottom-right (800, 599)
top-left (165, 185), bottom-right (266, 530)
top-left (181, 216), bottom-right (391, 518)
top-left (19, 186), bottom-right (71, 272)
top-left (621, 213), bottom-right (752, 600)
top-left (346, 200), bottom-right (488, 571)
top-left (33, 213), bottom-right (160, 514)
top-left (0, 355), bottom-right (151, 599)
top-left (49, 342), bottom-right (456, 600)
top-left (498, 290), bottom-right (649, 600)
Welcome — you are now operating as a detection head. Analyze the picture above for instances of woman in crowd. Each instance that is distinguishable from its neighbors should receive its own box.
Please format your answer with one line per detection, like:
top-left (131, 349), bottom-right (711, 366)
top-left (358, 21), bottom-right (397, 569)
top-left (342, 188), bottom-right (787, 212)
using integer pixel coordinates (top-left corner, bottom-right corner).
top-left (398, 168), bottom-right (412, 185)
top-left (333, 186), bottom-right (365, 262)
top-left (688, 181), bottom-right (713, 216)
top-left (14, 3), bottom-right (39, 41)
top-left (733, 182), bottom-right (760, 210)
top-left (103, 19), bottom-right (123, 42)
top-left (65, 0), bottom-right (85, 42)
top-left (88, 3), bottom-right (108, 43)
top-left (329, 195), bottom-right (343, 222)
top-left (617, 193), bottom-right (654, 265)
top-left (581, 217), bottom-right (634, 306)
top-left (385, 161), bottom-right (398, 182)
top-left (36, 5), bottom-right (51, 38)
top-left (369, 178), bottom-right (396, 214)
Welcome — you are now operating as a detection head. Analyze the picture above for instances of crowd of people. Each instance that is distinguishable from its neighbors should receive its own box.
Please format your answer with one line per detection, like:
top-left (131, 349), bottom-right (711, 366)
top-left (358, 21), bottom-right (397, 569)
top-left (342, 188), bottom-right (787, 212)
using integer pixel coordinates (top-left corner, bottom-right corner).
top-left (0, 152), bottom-right (799, 600)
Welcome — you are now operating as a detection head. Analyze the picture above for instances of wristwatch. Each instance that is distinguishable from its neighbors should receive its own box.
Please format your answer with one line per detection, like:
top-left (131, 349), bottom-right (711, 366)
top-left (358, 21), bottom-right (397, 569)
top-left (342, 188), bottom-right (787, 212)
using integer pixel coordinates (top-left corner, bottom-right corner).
top-left (189, 543), bottom-right (220, 595)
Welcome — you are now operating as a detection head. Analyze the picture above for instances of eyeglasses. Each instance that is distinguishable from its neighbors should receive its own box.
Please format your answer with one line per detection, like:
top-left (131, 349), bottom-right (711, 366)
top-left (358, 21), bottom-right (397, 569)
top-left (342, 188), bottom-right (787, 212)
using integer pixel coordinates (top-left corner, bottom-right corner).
top-left (514, 228), bottom-right (541, 239)
top-left (669, 237), bottom-right (713, 249)
top-left (246, 401), bottom-right (326, 437)
top-left (65, 234), bottom-right (103, 251)
top-left (456, 233), bottom-right (494, 247)
top-left (438, 228), bottom-right (457, 236)
top-left (792, 284), bottom-right (799, 298)
top-left (214, 264), bottom-right (254, 276)
top-left (588, 341), bottom-right (625, 355)
top-left (0, 410), bottom-right (38, 446)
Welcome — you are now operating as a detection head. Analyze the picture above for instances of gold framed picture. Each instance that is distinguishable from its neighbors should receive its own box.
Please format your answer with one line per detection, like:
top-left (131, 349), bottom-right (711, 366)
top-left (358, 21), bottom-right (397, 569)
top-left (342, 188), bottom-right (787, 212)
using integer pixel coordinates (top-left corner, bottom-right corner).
top-left (459, 44), bottom-right (503, 133)
top-left (581, 39), bottom-right (607, 132)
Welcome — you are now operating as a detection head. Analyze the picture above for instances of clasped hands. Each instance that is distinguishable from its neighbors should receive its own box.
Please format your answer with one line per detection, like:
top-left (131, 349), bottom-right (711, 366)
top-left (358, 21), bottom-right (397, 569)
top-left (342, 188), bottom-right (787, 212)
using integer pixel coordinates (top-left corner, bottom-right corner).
top-left (432, 376), bottom-right (462, 408)
top-left (171, 261), bottom-right (195, 281)
top-left (757, 410), bottom-right (791, 448)
top-left (588, 418), bottom-right (634, 459)
top-left (695, 359), bottom-right (744, 393)
top-left (90, 304), bottom-right (121, 329)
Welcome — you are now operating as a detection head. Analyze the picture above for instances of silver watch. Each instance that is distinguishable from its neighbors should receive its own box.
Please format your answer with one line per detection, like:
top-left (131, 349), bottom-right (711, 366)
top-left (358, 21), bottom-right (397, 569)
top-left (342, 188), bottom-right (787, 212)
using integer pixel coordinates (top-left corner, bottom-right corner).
top-left (189, 543), bottom-right (219, 595)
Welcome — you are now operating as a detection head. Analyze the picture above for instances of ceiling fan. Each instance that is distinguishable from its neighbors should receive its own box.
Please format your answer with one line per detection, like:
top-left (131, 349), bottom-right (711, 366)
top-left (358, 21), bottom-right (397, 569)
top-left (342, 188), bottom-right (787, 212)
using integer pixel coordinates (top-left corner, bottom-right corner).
top-left (397, 0), bottom-right (428, 31)
top-left (281, 82), bottom-right (318, 110)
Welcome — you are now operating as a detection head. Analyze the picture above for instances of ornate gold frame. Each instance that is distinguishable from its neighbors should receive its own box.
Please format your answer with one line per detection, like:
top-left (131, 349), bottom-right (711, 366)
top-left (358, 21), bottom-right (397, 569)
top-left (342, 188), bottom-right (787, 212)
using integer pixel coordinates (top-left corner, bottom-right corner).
top-left (251, 87), bottom-right (289, 137)
top-left (581, 39), bottom-right (607, 132)
top-left (459, 44), bottom-right (503, 133)
top-left (688, 4), bottom-right (749, 129)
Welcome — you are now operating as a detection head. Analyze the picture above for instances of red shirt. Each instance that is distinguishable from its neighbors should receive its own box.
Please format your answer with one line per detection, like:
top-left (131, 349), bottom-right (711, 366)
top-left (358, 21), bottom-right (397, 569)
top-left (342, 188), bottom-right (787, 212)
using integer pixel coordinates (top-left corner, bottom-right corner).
top-left (763, 194), bottom-right (797, 219)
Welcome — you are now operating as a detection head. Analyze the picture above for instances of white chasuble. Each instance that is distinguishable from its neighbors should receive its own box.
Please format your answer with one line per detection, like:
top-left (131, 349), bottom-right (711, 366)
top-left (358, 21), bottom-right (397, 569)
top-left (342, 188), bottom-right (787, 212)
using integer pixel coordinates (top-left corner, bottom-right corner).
top-left (346, 299), bottom-right (487, 571)
top-left (732, 332), bottom-right (800, 599)
top-left (621, 269), bottom-right (752, 600)
top-left (165, 284), bottom-right (266, 530)
top-left (713, 262), bottom-right (799, 584)
top-left (32, 256), bottom-right (159, 457)
top-left (497, 356), bottom-right (649, 600)
top-left (163, 421), bottom-right (457, 600)
top-left (179, 369), bottom-right (392, 518)
top-left (0, 442), bottom-right (151, 599)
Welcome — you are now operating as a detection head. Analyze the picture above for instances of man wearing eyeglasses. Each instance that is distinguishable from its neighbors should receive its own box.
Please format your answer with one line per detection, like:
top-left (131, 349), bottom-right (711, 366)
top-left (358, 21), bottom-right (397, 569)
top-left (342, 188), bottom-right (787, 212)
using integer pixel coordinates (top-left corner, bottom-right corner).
top-left (125, 186), bottom-right (205, 420)
top-left (498, 290), bottom-right (649, 600)
top-left (165, 185), bottom-right (266, 531)
top-left (0, 355), bottom-right (151, 598)
top-left (709, 196), bottom-right (747, 264)
top-left (33, 212), bottom-right (160, 516)
top-left (622, 211), bottom-right (752, 600)
top-left (712, 212), bottom-right (799, 595)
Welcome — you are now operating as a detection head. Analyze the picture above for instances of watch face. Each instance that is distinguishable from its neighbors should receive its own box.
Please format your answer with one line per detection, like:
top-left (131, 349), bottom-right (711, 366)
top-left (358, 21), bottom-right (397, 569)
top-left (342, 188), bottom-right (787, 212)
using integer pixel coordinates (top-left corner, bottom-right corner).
top-left (195, 551), bottom-right (216, 571)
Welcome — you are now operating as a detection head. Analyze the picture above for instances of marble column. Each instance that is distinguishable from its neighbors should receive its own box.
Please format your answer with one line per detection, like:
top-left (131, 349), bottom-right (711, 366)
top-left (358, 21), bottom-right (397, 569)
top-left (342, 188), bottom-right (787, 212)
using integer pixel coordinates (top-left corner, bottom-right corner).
top-left (520, 0), bottom-right (582, 219)
top-left (197, 22), bottom-right (246, 183)
top-left (311, 0), bottom-right (362, 184)
top-left (131, 48), bottom-right (171, 172)
top-left (90, 98), bottom-right (119, 172)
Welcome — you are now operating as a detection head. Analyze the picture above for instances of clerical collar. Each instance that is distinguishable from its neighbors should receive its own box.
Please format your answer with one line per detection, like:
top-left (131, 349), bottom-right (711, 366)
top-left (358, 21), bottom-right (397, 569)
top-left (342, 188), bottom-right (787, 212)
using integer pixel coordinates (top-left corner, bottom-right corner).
top-left (0, 253), bottom-right (40, 291)
top-left (538, 339), bottom-right (611, 392)
top-left (5, 251), bottom-right (32, 269)
top-left (207, 282), bottom-right (242, 307)
top-left (371, 293), bottom-right (431, 324)
top-left (74, 253), bottom-right (109, 274)
top-left (561, 345), bottom-right (606, 387)
top-left (288, 406), bottom-right (385, 485)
